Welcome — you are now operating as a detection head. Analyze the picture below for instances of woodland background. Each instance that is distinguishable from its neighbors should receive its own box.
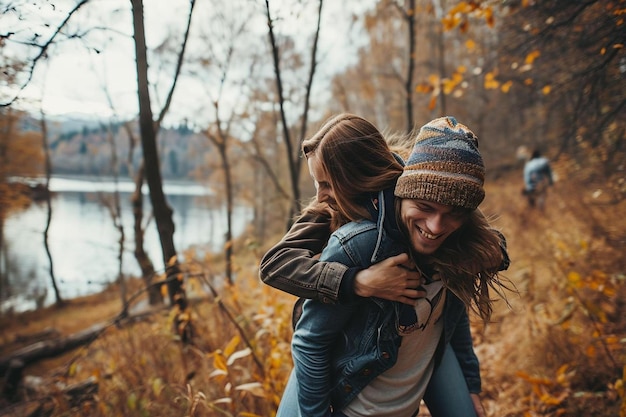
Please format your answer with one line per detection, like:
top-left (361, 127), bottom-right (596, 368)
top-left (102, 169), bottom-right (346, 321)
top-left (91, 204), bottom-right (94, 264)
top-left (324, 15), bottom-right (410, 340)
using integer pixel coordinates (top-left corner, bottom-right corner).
top-left (0, 0), bottom-right (625, 416)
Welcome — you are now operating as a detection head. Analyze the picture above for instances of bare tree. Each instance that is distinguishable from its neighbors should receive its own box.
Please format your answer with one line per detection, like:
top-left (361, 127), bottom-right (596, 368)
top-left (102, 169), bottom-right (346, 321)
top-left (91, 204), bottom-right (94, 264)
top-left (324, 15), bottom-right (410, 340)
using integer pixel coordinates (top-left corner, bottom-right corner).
top-left (263, 0), bottom-right (324, 222)
top-left (39, 111), bottom-right (63, 306)
top-left (390, 0), bottom-right (418, 132)
top-left (0, 0), bottom-right (91, 108)
top-left (100, 82), bottom-right (161, 305)
top-left (100, 121), bottom-right (127, 306)
top-left (130, 0), bottom-right (196, 340)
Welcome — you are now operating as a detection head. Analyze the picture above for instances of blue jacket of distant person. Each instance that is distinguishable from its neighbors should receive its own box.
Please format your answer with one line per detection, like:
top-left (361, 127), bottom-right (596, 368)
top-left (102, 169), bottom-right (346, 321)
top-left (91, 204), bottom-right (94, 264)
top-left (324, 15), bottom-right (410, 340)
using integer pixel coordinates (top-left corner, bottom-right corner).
top-left (524, 156), bottom-right (554, 191)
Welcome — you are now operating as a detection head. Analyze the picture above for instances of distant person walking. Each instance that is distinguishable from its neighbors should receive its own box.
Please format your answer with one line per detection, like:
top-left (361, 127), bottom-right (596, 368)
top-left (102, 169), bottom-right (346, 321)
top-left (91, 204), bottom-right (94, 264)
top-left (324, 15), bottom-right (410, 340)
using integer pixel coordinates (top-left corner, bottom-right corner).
top-left (523, 149), bottom-right (554, 209)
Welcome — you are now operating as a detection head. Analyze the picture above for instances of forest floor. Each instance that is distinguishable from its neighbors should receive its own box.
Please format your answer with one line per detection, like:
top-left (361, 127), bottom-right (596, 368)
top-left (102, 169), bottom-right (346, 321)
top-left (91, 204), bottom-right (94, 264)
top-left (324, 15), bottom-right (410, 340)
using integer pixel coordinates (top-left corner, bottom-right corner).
top-left (1, 158), bottom-right (625, 416)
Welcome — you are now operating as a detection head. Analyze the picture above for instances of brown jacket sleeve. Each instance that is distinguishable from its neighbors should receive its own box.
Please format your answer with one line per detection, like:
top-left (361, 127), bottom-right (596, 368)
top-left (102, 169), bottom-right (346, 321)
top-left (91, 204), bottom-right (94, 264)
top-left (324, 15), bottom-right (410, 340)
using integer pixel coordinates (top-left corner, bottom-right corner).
top-left (259, 210), bottom-right (350, 304)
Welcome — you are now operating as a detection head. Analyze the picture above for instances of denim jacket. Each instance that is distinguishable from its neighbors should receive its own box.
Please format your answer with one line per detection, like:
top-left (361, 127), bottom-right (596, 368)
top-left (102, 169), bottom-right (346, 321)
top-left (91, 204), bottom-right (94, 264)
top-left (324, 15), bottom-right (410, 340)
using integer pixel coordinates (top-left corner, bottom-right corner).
top-left (291, 188), bottom-right (481, 416)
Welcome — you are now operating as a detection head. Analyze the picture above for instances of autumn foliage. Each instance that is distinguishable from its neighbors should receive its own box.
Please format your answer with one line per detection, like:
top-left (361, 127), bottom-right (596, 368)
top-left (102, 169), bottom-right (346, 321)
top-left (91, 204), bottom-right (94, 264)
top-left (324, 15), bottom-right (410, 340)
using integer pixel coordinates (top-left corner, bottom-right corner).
top-left (1, 0), bottom-right (624, 416)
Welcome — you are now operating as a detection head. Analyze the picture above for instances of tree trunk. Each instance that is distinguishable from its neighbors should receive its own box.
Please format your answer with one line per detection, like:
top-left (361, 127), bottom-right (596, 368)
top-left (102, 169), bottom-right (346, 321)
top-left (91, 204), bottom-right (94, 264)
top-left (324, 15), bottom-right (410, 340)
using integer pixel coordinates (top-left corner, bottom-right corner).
top-left (132, 162), bottom-right (162, 305)
top-left (433, 0), bottom-right (447, 117)
top-left (404, 0), bottom-right (416, 133)
top-left (220, 144), bottom-right (234, 284)
top-left (264, 0), bottom-right (323, 223)
top-left (40, 113), bottom-right (63, 306)
top-left (130, 0), bottom-right (189, 338)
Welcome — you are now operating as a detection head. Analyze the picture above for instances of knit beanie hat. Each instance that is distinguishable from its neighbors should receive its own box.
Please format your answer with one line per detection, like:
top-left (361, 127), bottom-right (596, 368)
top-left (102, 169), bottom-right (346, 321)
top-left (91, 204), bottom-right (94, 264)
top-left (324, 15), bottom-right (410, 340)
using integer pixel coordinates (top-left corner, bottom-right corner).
top-left (395, 116), bottom-right (485, 209)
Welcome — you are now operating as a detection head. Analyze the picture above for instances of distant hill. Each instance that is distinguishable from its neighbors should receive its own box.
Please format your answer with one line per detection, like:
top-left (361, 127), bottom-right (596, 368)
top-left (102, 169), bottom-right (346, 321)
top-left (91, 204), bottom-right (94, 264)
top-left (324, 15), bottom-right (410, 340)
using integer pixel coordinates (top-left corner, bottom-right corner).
top-left (22, 113), bottom-right (209, 180)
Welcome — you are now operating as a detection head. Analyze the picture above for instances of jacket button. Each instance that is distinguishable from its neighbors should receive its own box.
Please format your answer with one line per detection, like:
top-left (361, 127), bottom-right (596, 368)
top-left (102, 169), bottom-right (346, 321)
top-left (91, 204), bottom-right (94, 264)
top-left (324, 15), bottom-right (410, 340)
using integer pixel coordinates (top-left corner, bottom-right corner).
top-left (361, 368), bottom-right (371, 376)
top-left (344, 384), bottom-right (353, 393)
top-left (381, 351), bottom-right (390, 359)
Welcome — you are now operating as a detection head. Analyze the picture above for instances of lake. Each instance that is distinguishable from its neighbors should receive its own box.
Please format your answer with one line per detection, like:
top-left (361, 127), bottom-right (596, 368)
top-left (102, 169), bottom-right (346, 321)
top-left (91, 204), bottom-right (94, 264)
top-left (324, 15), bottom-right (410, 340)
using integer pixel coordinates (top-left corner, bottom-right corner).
top-left (1, 176), bottom-right (253, 312)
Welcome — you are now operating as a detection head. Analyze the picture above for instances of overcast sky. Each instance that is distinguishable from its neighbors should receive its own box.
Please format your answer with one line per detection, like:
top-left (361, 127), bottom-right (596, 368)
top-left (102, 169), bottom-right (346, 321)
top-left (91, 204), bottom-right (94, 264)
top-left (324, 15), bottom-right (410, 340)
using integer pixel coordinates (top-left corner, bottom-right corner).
top-left (2, 0), bottom-right (375, 126)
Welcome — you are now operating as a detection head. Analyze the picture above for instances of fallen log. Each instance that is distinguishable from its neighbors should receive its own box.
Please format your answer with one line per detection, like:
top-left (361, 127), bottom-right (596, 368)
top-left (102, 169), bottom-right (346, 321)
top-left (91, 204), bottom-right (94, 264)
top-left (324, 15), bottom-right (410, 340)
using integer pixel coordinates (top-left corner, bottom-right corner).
top-left (0, 307), bottom-right (163, 376)
top-left (0, 322), bottom-right (108, 375)
top-left (0, 376), bottom-right (98, 417)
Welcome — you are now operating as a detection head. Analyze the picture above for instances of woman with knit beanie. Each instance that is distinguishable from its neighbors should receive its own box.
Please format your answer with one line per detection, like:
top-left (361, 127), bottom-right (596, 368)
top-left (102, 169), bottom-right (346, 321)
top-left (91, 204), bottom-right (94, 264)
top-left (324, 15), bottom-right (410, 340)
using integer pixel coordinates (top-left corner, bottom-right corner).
top-left (261, 114), bottom-right (511, 417)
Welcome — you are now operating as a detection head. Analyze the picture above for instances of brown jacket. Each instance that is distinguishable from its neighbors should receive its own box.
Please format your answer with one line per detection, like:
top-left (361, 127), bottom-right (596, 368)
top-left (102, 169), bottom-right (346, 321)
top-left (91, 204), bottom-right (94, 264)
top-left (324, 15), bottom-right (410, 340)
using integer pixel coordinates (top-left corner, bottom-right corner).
top-left (259, 210), bottom-right (355, 304)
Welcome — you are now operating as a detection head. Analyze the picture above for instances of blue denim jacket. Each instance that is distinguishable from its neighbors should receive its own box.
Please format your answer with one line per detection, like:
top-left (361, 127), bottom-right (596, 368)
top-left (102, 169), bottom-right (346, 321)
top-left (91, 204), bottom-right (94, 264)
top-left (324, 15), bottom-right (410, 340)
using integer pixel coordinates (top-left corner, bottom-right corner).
top-left (291, 188), bottom-right (481, 416)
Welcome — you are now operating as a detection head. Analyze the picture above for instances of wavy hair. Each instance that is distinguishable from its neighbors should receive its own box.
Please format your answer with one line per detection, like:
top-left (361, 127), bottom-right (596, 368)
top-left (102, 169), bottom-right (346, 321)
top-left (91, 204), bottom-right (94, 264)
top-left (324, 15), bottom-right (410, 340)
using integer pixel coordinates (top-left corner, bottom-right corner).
top-left (302, 113), bottom-right (404, 229)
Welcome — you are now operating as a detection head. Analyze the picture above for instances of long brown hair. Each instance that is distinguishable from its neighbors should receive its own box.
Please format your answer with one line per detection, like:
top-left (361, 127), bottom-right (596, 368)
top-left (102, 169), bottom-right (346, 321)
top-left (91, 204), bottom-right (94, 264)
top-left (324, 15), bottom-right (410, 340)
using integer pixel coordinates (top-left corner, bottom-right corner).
top-left (302, 113), bottom-right (403, 229)
top-left (396, 203), bottom-right (513, 324)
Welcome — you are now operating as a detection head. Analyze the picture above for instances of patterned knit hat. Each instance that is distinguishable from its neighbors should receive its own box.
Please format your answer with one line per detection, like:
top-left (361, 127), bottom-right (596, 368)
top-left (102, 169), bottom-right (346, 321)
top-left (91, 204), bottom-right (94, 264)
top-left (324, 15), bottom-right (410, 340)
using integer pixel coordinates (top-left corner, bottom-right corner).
top-left (394, 116), bottom-right (485, 209)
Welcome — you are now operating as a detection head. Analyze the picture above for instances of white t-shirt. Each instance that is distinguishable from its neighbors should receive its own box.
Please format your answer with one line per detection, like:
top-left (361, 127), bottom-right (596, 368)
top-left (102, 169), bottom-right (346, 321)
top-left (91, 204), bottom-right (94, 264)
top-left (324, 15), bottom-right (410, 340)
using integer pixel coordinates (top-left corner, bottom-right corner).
top-left (343, 280), bottom-right (446, 417)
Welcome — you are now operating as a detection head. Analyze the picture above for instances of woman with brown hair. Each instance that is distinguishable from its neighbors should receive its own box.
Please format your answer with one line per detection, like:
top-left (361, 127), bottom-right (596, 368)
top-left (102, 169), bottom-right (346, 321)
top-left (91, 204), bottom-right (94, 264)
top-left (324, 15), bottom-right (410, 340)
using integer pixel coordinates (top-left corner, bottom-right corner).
top-left (261, 114), bottom-right (511, 417)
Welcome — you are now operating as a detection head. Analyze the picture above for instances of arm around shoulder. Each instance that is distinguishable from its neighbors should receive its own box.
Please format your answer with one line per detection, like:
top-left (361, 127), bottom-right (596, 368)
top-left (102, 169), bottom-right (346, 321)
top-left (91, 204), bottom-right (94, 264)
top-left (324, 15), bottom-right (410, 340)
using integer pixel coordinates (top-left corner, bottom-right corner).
top-left (259, 210), bottom-right (350, 303)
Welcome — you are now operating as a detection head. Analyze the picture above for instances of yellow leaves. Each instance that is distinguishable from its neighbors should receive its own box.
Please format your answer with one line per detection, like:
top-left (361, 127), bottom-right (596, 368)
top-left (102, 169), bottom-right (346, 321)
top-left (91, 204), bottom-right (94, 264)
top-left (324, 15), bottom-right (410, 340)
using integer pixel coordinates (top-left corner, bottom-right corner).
top-left (517, 369), bottom-right (569, 408)
top-left (224, 335), bottom-right (240, 358)
top-left (525, 50), bottom-right (541, 65)
top-left (209, 335), bottom-right (262, 404)
top-left (442, 2), bottom-right (494, 32)
top-left (567, 269), bottom-right (618, 298)
top-left (555, 364), bottom-right (573, 386)
top-left (516, 371), bottom-right (553, 386)
top-left (212, 336), bottom-right (250, 372)
top-left (568, 271), bottom-right (583, 287)
top-left (212, 351), bottom-right (228, 374)
top-left (448, 1), bottom-right (476, 16)
top-left (465, 39), bottom-right (476, 51)
top-left (605, 335), bottom-right (620, 345)
top-left (415, 82), bottom-right (434, 94)
top-left (442, 71), bottom-right (463, 94)
top-left (501, 80), bottom-right (513, 93)
top-left (484, 71), bottom-right (500, 89)
top-left (542, 85), bottom-right (551, 95)
top-left (484, 6), bottom-right (494, 28)
top-left (428, 95), bottom-right (438, 111)
top-left (442, 14), bottom-right (462, 31)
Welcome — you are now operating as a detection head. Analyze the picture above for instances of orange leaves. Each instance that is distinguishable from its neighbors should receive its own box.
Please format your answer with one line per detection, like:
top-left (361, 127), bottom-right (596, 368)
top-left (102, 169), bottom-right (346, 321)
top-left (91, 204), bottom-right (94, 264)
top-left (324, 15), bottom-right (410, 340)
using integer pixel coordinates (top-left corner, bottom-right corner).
top-left (416, 66), bottom-right (470, 110)
top-left (601, 43), bottom-right (624, 55)
top-left (516, 365), bottom-right (573, 411)
top-left (501, 80), bottom-right (513, 93)
top-left (567, 269), bottom-right (618, 298)
top-left (525, 50), bottom-right (541, 65)
top-left (442, 2), bottom-right (495, 32)
top-left (442, 69), bottom-right (464, 95)
top-left (484, 71), bottom-right (500, 90)
top-left (209, 334), bottom-right (270, 408)
top-left (442, 13), bottom-right (463, 32)
top-left (415, 82), bottom-right (434, 94)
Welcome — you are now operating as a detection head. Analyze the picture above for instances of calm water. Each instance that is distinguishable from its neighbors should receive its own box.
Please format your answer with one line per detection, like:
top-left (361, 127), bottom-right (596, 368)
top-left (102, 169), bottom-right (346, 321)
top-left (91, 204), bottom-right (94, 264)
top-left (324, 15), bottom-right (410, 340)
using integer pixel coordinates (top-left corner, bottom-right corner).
top-left (1, 176), bottom-right (252, 312)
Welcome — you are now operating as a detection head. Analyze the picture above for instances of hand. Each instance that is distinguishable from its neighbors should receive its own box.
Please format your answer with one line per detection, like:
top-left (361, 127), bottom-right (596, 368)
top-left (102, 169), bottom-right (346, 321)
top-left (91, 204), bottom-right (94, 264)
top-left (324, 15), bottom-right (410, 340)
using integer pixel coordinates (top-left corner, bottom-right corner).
top-left (470, 393), bottom-right (486, 417)
top-left (354, 253), bottom-right (424, 305)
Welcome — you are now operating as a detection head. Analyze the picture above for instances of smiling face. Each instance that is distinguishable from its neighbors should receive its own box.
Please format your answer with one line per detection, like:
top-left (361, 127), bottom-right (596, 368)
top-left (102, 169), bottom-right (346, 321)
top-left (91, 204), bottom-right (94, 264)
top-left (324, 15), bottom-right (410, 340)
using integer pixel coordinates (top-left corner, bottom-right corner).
top-left (400, 198), bottom-right (470, 255)
top-left (307, 153), bottom-right (338, 210)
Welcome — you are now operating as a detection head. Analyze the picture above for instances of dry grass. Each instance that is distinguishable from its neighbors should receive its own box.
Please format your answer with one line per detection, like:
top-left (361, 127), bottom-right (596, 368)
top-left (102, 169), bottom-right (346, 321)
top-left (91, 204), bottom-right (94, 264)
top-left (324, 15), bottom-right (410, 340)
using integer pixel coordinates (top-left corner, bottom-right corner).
top-left (1, 157), bottom-right (625, 416)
